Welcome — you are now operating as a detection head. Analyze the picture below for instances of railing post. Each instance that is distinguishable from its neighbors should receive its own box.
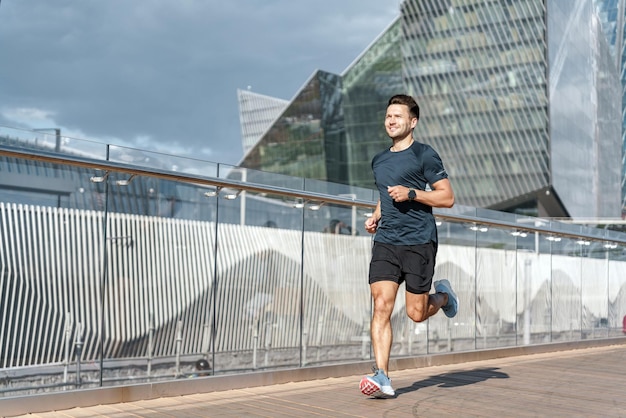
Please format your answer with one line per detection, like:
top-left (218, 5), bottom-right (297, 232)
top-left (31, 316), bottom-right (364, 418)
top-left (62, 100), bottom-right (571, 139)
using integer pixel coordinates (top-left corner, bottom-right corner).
top-left (316, 315), bottom-right (324, 362)
top-left (252, 317), bottom-right (259, 370)
top-left (147, 314), bottom-right (154, 377)
top-left (523, 259), bottom-right (531, 345)
top-left (175, 320), bottom-right (182, 378)
top-left (75, 322), bottom-right (83, 387)
top-left (63, 313), bottom-right (72, 385)
top-left (264, 320), bottom-right (272, 367)
top-left (202, 323), bottom-right (212, 373)
top-left (302, 329), bottom-right (308, 367)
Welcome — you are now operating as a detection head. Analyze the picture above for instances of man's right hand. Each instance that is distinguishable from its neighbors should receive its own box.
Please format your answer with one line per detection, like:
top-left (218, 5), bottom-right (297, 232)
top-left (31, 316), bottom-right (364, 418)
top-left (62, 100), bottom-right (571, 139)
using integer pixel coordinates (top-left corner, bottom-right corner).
top-left (364, 216), bottom-right (379, 234)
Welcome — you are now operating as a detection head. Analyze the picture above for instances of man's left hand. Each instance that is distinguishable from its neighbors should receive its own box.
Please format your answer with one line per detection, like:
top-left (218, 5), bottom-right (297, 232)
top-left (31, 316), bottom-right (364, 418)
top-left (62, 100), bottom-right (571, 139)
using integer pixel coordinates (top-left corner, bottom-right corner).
top-left (387, 185), bottom-right (410, 202)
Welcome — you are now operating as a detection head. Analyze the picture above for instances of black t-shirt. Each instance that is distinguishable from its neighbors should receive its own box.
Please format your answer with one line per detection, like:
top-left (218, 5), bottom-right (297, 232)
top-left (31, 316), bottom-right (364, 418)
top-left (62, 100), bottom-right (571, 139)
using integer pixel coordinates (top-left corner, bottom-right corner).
top-left (371, 141), bottom-right (448, 245)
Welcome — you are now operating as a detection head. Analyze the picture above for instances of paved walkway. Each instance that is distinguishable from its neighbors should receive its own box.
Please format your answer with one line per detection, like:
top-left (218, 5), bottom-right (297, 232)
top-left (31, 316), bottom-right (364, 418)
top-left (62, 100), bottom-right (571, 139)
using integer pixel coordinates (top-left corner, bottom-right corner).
top-left (9, 343), bottom-right (626, 417)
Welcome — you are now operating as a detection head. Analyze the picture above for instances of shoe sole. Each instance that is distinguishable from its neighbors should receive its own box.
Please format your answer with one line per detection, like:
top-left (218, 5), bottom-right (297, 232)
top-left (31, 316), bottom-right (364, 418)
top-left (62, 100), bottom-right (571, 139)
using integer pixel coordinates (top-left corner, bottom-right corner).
top-left (359, 376), bottom-right (395, 398)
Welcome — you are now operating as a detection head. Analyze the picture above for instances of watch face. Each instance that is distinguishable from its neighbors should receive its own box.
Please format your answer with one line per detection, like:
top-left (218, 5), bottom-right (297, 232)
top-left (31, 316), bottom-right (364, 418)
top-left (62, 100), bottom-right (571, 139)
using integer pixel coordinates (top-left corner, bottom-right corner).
top-left (408, 189), bottom-right (416, 200)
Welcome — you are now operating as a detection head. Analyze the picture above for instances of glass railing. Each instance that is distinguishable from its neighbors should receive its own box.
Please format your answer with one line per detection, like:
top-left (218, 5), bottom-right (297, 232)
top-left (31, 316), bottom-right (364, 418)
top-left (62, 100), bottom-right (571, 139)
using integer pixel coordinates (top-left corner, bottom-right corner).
top-left (1, 126), bottom-right (626, 398)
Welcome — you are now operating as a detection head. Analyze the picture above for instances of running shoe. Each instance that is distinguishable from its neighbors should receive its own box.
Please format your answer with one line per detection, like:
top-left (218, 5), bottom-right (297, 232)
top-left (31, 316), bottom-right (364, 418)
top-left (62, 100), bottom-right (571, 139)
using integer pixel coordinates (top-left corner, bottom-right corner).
top-left (359, 367), bottom-right (395, 398)
top-left (434, 279), bottom-right (458, 318)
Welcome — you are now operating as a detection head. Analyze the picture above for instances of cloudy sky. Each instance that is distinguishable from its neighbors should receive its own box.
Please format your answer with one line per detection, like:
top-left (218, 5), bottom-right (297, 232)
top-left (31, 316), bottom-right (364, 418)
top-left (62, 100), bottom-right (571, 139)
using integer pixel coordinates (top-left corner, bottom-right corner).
top-left (0, 0), bottom-right (400, 165)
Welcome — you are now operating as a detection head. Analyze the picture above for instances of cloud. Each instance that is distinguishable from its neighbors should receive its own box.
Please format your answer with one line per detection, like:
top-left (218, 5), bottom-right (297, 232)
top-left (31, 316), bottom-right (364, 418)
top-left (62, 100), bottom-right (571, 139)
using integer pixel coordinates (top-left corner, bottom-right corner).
top-left (1, 107), bottom-right (57, 126)
top-left (0, 0), bottom-right (400, 165)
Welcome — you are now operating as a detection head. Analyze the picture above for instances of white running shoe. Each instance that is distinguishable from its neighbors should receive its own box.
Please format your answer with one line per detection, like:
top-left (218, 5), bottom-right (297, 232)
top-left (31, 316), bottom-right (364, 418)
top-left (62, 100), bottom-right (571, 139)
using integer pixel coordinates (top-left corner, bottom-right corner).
top-left (435, 279), bottom-right (459, 318)
top-left (359, 367), bottom-right (395, 398)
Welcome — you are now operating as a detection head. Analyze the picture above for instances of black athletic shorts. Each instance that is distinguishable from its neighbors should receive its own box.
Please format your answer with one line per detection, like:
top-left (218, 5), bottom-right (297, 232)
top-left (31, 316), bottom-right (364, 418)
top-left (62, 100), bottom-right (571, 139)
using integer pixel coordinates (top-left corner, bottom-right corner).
top-left (368, 241), bottom-right (437, 294)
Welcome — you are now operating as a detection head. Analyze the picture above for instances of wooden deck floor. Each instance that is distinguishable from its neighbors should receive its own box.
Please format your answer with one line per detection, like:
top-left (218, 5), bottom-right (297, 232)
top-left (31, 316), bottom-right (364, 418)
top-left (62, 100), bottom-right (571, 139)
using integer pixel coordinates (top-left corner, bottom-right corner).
top-left (7, 343), bottom-right (626, 417)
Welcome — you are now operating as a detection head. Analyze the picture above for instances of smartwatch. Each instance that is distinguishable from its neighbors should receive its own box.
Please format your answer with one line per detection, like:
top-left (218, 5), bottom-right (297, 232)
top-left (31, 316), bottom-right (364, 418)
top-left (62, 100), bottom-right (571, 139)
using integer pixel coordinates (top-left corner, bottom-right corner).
top-left (408, 188), bottom-right (416, 201)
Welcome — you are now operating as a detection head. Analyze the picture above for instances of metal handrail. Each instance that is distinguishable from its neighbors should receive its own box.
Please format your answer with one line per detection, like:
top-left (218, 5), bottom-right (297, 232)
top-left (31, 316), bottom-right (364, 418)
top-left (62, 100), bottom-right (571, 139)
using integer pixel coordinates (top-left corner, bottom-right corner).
top-left (0, 144), bottom-right (374, 207)
top-left (2, 143), bottom-right (626, 245)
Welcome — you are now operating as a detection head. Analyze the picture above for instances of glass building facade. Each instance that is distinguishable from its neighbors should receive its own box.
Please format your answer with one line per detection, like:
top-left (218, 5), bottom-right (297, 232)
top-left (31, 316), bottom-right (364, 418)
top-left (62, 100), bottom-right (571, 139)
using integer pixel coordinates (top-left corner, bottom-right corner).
top-left (594, 0), bottom-right (626, 214)
top-left (239, 0), bottom-right (622, 219)
top-left (236, 89), bottom-right (288, 155)
top-left (342, 18), bottom-right (404, 188)
top-left (547, 0), bottom-right (621, 218)
top-left (402, 1), bottom-right (552, 212)
top-left (240, 71), bottom-right (344, 182)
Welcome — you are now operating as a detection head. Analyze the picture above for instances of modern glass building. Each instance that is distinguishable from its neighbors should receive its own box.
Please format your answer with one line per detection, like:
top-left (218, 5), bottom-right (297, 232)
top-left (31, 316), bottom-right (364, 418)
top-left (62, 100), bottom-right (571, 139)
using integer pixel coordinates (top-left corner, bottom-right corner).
top-left (594, 0), bottom-right (626, 213)
top-left (237, 89), bottom-right (289, 155)
top-left (239, 0), bottom-right (622, 219)
top-left (239, 71), bottom-right (345, 182)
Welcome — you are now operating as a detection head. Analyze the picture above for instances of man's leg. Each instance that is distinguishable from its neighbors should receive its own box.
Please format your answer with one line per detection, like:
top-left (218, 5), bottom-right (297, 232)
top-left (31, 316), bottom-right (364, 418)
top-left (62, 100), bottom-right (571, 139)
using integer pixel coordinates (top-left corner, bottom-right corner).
top-left (401, 242), bottom-right (459, 322)
top-left (360, 280), bottom-right (398, 398)
top-left (405, 291), bottom-right (447, 323)
top-left (405, 280), bottom-right (459, 322)
top-left (370, 280), bottom-right (399, 374)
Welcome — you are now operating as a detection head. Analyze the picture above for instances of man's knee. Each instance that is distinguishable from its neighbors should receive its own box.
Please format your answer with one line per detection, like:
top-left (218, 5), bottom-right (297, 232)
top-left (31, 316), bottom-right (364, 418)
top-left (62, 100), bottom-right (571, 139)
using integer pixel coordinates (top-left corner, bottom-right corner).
top-left (405, 292), bottom-right (429, 322)
top-left (370, 281), bottom-right (399, 317)
top-left (407, 306), bottom-right (427, 323)
top-left (372, 296), bottom-right (395, 318)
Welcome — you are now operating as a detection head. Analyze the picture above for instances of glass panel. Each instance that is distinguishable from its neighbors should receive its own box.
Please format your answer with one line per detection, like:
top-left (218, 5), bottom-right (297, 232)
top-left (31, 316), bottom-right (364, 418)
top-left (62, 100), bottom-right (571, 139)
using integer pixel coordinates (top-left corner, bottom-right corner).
top-left (581, 241), bottom-right (609, 339)
top-left (217, 164), bottom-right (306, 190)
top-left (211, 186), bottom-right (303, 372)
top-left (302, 202), bottom-right (371, 366)
top-left (608, 243), bottom-right (626, 337)
top-left (0, 125), bottom-right (109, 159)
top-left (108, 145), bottom-right (219, 178)
top-left (428, 219), bottom-right (476, 354)
top-left (516, 231), bottom-right (553, 345)
top-left (550, 237), bottom-right (582, 342)
top-left (435, 203), bottom-right (477, 219)
top-left (0, 158), bottom-right (110, 393)
top-left (101, 174), bottom-right (216, 383)
top-left (475, 226), bottom-right (517, 349)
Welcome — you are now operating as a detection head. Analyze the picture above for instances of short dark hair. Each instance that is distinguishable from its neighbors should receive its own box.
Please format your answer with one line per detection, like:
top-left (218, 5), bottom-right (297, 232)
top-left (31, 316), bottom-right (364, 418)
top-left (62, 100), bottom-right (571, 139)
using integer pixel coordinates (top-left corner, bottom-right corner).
top-left (388, 94), bottom-right (419, 120)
